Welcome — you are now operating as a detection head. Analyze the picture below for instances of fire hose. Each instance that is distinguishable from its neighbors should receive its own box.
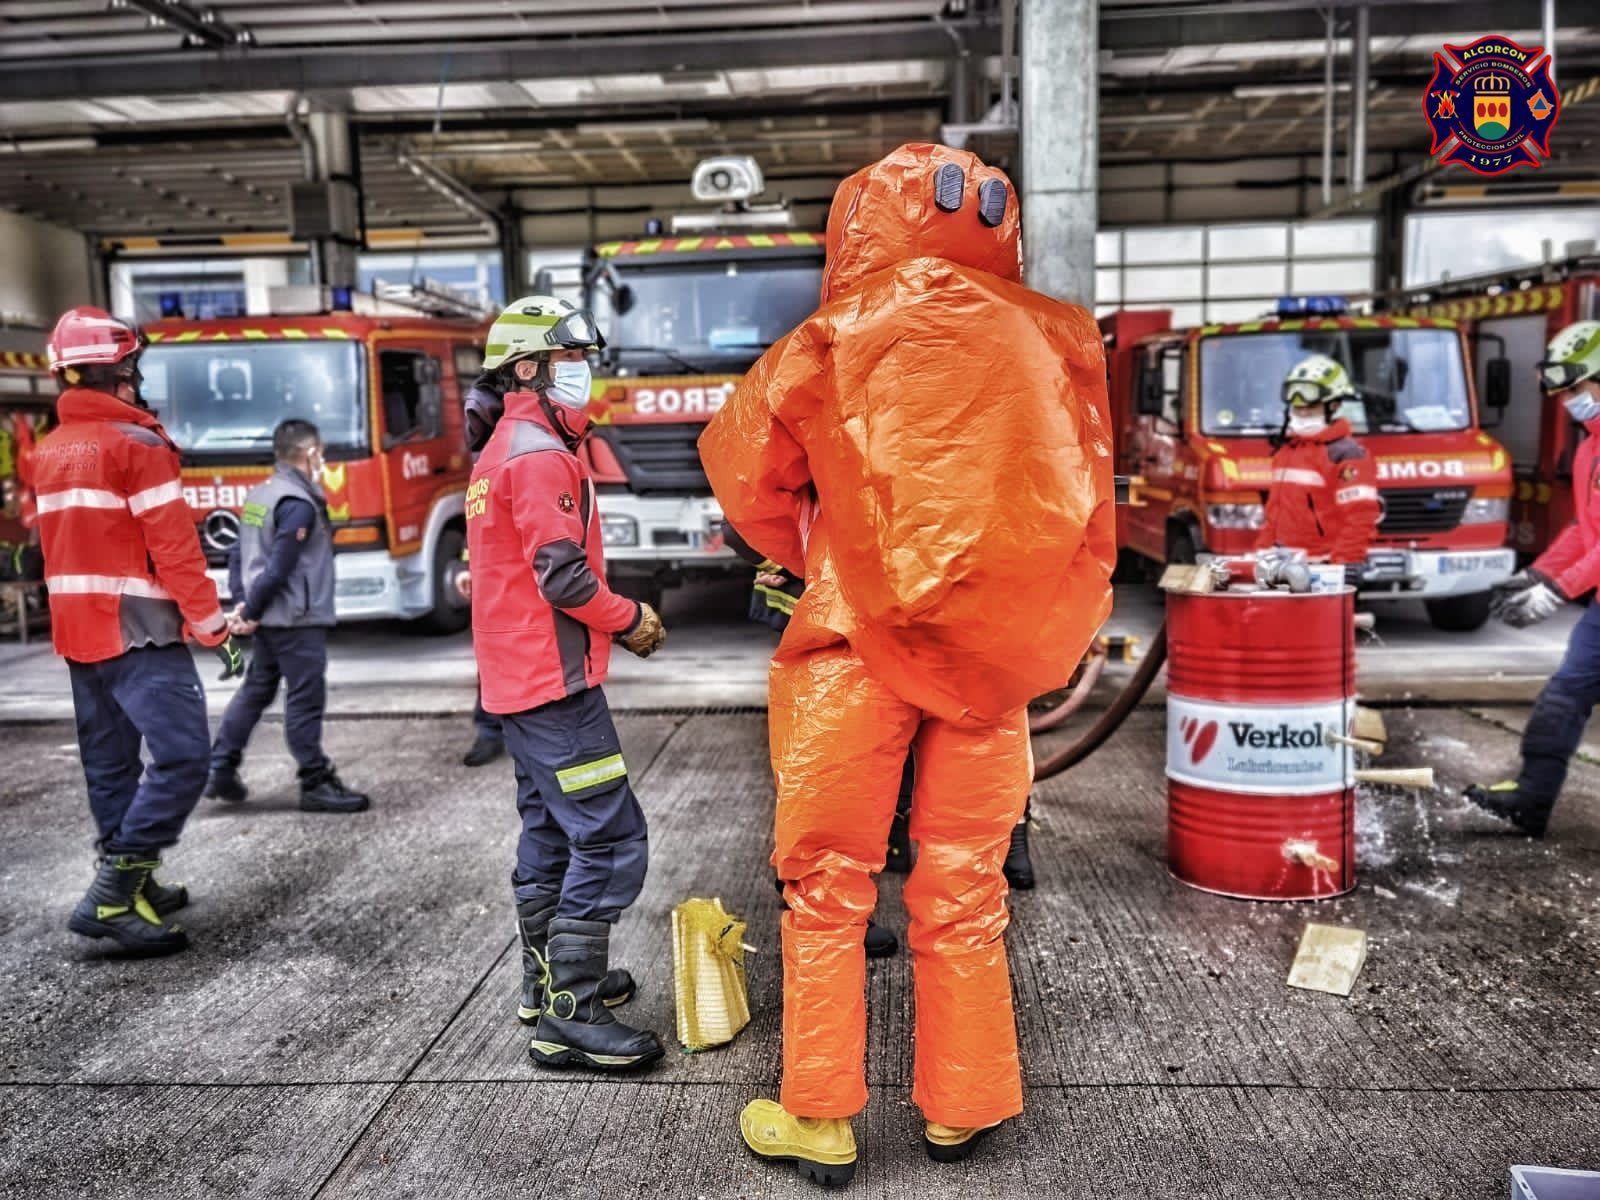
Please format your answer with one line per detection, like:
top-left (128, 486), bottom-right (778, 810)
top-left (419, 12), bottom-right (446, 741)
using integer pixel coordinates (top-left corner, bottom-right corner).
top-left (1031, 623), bottom-right (1168, 783)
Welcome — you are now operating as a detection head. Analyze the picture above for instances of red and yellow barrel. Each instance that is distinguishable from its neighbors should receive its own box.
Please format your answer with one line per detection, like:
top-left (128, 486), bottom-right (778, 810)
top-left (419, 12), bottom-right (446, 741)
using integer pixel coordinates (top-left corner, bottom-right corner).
top-left (1166, 589), bottom-right (1357, 900)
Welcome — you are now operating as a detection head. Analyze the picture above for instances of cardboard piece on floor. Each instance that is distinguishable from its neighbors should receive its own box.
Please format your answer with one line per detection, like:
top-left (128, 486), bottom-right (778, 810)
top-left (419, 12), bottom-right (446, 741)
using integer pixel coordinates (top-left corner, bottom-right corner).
top-left (1287, 923), bottom-right (1368, 997)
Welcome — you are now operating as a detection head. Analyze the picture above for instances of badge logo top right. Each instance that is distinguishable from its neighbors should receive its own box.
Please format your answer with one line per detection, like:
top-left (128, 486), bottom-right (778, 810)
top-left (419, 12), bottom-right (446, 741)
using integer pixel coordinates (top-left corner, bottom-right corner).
top-left (1424, 35), bottom-right (1560, 176)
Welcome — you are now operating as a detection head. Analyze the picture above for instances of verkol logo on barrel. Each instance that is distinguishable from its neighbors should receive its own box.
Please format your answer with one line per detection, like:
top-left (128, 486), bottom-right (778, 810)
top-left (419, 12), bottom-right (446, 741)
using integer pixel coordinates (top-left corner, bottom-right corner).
top-left (1177, 716), bottom-right (1219, 765)
top-left (1423, 35), bottom-right (1559, 176)
top-left (1166, 696), bottom-right (1354, 796)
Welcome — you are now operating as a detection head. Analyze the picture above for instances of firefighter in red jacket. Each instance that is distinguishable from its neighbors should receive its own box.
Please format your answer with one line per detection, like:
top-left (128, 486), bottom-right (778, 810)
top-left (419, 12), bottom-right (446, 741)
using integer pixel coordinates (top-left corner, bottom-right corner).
top-left (33, 307), bottom-right (243, 956)
top-left (1255, 354), bottom-right (1382, 573)
top-left (1468, 320), bottom-right (1600, 835)
top-left (466, 295), bottom-right (667, 1073)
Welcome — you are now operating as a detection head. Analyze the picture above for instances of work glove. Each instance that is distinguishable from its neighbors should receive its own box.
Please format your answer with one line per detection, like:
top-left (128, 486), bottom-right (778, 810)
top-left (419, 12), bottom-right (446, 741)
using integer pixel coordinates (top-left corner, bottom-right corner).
top-left (1494, 570), bottom-right (1565, 628)
top-left (213, 635), bottom-right (246, 680)
top-left (618, 602), bottom-right (666, 658)
top-left (1490, 570), bottom-right (1543, 620)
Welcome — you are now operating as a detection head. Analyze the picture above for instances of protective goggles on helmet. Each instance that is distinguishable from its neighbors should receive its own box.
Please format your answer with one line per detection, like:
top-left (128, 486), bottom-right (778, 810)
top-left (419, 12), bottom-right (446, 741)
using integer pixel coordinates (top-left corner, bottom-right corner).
top-left (1283, 379), bottom-right (1342, 407)
top-left (1537, 358), bottom-right (1592, 394)
top-left (542, 308), bottom-right (605, 352)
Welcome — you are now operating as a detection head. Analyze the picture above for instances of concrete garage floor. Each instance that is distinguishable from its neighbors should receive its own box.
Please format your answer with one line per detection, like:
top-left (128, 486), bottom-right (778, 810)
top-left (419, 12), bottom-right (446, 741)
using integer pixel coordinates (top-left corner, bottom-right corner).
top-left (1, 699), bottom-right (1598, 1199)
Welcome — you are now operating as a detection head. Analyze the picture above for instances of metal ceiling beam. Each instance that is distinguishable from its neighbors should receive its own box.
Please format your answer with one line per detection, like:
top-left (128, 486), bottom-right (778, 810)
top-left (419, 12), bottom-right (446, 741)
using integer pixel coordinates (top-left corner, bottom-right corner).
top-left (0, 20), bottom-right (996, 102)
top-left (114, 0), bottom-right (251, 47)
top-left (1100, 0), bottom-right (1576, 53)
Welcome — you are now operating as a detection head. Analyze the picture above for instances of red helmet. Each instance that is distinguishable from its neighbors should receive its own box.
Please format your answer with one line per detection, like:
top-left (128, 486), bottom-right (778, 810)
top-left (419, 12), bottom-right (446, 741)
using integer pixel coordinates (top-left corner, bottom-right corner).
top-left (46, 306), bottom-right (141, 373)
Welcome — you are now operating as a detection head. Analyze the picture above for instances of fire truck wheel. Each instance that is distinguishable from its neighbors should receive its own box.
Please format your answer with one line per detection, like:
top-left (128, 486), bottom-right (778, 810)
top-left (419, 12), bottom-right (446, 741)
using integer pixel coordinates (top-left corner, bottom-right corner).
top-left (422, 526), bottom-right (472, 635)
top-left (1424, 591), bottom-right (1492, 633)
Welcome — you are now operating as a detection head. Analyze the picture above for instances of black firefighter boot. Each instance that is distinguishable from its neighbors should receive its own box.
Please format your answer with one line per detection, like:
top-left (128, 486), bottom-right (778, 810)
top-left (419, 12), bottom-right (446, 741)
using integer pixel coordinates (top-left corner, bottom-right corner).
top-left (205, 764), bottom-right (248, 804)
top-left (515, 897), bottom-right (636, 1024)
top-left (299, 763), bottom-right (371, 813)
top-left (144, 872), bottom-right (189, 916)
top-left (1003, 799), bottom-right (1036, 891)
top-left (1463, 782), bottom-right (1554, 837)
top-left (884, 804), bottom-right (913, 875)
top-left (67, 855), bottom-right (189, 955)
top-left (528, 918), bottom-right (665, 1072)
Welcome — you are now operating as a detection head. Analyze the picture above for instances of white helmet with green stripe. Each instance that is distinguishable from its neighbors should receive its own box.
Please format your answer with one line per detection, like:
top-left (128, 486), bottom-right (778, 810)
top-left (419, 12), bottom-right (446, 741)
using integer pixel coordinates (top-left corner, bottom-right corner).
top-left (1283, 353), bottom-right (1356, 407)
top-left (482, 295), bottom-right (605, 371)
top-left (1538, 321), bottom-right (1600, 394)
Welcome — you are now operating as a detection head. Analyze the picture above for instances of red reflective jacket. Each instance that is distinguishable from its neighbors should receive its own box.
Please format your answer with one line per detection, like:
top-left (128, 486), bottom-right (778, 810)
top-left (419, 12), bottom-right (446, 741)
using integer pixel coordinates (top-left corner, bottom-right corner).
top-left (1534, 414), bottom-right (1600, 598)
top-left (1255, 418), bottom-right (1382, 565)
top-left (33, 387), bottom-right (226, 663)
top-left (466, 392), bottom-right (641, 715)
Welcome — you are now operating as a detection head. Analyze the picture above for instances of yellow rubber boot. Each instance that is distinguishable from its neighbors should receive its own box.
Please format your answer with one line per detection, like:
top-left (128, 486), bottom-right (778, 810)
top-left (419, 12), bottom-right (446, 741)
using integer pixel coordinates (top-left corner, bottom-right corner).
top-left (924, 1119), bottom-right (1004, 1163)
top-left (739, 1098), bottom-right (857, 1189)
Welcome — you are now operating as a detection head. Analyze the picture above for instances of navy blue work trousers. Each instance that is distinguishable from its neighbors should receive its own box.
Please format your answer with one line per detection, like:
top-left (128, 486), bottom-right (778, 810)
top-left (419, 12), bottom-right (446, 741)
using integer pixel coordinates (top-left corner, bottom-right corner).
top-left (1520, 601), bottom-right (1600, 803)
top-left (210, 626), bottom-right (330, 776)
top-left (503, 686), bottom-right (648, 924)
top-left (67, 643), bottom-right (210, 855)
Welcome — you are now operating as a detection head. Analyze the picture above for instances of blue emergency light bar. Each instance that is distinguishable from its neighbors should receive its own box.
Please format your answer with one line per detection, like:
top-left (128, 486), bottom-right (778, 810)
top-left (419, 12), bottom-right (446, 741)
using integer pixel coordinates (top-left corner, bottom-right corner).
top-left (158, 292), bottom-right (184, 319)
top-left (330, 286), bottom-right (354, 312)
top-left (1276, 295), bottom-right (1348, 317)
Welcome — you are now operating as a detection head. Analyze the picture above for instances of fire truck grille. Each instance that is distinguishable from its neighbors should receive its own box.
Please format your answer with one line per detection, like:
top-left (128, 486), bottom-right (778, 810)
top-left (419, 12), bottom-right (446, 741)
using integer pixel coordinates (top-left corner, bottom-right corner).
top-left (1378, 487), bottom-right (1470, 535)
top-left (597, 425), bottom-right (711, 495)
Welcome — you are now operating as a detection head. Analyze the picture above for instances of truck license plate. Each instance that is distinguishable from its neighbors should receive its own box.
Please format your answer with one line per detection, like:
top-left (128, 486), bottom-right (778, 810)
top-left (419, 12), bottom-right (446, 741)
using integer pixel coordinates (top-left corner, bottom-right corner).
top-left (1438, 553), bottom-right (1491, 574)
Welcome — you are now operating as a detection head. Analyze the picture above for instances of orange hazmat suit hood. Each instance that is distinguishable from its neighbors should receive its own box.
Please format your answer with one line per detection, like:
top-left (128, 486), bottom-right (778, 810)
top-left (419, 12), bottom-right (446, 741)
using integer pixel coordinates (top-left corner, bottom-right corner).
top-left (820, 143), bottom-right (1023, 302)
top-left (701, 143), bottom-right (1115, 725)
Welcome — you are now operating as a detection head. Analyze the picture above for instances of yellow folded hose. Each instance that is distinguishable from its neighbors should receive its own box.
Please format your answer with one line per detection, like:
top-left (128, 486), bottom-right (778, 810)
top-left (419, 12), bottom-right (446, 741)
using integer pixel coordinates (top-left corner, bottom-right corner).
top-left (672, 897), bottom-right (752, 1052)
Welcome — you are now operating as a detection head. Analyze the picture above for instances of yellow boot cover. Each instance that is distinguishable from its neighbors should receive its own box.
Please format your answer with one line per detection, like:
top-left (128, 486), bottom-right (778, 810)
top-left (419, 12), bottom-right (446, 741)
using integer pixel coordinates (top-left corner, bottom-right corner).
top-left (741, 1099), bottom-right (857, 1187)
top-left (924, 1119), bottom-right (1003, 1163)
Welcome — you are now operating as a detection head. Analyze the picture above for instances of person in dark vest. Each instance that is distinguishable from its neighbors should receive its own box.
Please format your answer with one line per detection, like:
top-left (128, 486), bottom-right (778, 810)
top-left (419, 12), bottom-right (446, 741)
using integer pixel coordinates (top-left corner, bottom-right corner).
top-left (205, 419), bottom-right (370, 813)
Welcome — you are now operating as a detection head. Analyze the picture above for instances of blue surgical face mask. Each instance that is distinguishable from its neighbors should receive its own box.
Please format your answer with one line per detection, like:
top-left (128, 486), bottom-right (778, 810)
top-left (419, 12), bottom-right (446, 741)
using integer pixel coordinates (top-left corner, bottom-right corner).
top-left (548, 359), bottom-right (592, 411)
top-left (1564, 388), bottom-right (1600, 425)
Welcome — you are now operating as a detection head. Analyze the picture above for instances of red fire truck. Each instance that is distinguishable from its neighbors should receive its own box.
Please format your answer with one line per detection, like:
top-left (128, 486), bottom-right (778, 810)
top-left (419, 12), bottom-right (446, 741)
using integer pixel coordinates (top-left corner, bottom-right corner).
top-left (141, 302), bottom-right (487, 630)
top-left (0, 345), bottom-right (51, 549)
top-left (569, 156), bottom-right (827, 607)
top-left (1105, 302), bottom-right (1516, 630)
top-left (1396, 255), bottom-right (1600, 558)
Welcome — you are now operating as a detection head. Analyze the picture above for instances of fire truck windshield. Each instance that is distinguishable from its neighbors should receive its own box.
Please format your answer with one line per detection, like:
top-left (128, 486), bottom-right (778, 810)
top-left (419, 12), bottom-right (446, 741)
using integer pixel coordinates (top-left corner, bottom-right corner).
top-left (1199, 328), bottom-right (1472, 437)
top-left (142, 341), bottom-right (367, 460)
top-left (597, 258), bottom-right (822, 373)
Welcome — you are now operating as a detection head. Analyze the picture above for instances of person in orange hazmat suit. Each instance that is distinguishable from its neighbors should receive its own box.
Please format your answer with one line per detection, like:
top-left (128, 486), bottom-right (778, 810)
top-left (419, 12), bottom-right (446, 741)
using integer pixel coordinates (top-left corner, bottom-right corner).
top-left (699, 142), bottom-right (1116, 1187)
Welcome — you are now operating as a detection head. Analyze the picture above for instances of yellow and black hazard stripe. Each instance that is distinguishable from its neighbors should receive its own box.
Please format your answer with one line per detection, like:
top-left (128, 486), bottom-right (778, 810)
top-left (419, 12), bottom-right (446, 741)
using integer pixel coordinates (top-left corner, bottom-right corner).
top-left (145, 327), bottom-right (354, 344)
top-left (0, 350), bottom-right (48, 371)
top-left (1405, 284), bottom-right (1567, 321)
top-left (1196, 315), bottom-right (1456, 337)
top-left (595, 232), bottom-right (823, 258)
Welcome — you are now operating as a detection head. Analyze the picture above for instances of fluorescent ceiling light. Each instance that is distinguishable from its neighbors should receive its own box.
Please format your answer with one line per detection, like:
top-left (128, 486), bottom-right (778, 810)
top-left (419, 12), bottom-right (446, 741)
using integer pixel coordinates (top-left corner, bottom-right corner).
top-left (0, 136), bottom-right (96, 154)
top-left (576, 119), bottom-right (714, 137)
top-left (1233, 81), bottom-right (1374, 99)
